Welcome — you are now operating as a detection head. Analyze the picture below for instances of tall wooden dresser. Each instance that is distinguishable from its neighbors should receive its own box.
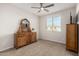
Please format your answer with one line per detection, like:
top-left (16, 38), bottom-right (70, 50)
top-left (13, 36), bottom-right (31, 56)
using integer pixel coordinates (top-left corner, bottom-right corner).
top-left (66, 24), bottom-right (78, 53)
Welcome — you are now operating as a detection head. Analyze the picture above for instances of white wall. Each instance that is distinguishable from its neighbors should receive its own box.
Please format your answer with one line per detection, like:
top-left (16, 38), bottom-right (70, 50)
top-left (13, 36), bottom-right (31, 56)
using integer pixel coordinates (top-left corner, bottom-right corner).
top-left (76, 4), bottom-right (79, 14)
top-left (39, 7), bottom-right (76, 44)
top-left (76, 4), bottom-right (79, 24)
top-left (0, 4), bottom-right (39, 51)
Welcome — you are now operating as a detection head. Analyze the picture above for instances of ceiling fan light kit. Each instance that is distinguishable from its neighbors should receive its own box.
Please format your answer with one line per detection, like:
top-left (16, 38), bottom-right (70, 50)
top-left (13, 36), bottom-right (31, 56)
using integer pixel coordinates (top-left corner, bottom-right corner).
top-left (41, 7), bottom-right (44, 11)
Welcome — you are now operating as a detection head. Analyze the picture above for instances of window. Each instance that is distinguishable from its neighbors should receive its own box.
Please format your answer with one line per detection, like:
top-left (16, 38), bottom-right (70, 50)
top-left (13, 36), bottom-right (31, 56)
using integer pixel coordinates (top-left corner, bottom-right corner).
top-left (47, 16), bottom-right (53, 31)
top-left (47, 16), bottom-right (61, 32)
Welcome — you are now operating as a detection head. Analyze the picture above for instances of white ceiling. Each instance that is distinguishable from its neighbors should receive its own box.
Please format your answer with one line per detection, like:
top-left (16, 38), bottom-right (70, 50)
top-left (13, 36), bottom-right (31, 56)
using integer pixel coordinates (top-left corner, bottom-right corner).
top-left (11, 3), bottom-right (76, 16)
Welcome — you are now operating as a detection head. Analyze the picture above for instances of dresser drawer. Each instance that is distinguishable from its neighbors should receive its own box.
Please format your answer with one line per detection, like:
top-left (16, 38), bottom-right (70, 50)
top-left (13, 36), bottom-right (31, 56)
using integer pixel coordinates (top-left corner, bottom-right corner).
top-left (15, 36), bottom-right (27, 48)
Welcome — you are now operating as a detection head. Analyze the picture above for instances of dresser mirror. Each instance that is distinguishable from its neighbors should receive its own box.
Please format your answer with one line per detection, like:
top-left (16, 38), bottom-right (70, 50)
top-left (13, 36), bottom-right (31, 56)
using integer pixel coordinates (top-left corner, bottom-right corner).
top-left (18, 18), bottom-right (31, 32)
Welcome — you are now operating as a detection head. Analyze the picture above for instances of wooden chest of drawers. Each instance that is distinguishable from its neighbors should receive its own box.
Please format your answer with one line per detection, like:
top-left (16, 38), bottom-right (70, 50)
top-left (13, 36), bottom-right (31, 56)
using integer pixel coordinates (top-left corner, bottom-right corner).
top-left (66, 24), bottom-right (78, 53)
top-left (14, 32), bottom-right (37, 48)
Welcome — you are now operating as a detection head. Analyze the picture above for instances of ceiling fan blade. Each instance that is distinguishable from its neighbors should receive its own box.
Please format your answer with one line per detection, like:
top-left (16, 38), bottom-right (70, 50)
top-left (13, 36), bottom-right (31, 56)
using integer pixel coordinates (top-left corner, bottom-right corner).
top-left (31, 7), bottom-right (40, 9)
top-left (44, 9), bottom-right (49, 12)
top-left (44, 4), bottom-right (54, 8)
top-left (40, 3), bottom-right (43, 7)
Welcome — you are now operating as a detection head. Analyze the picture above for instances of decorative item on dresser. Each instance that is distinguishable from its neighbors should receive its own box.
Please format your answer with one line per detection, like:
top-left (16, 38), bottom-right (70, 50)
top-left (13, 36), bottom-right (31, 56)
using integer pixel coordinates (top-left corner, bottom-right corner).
top-left (14, 18), bottom-right (37, 48)
top-left (70, 12), bottom-right (72, 24)
top-left (66, 24), bottom-right (78, 53)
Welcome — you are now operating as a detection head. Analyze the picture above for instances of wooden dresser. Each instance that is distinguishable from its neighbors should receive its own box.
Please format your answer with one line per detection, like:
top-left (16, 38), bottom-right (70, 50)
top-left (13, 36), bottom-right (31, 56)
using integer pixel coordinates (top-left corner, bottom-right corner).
top-left (14, 19), bottom-right (37, 48)
top-left (14, 32), bottom-right (37, 48)
top-left (66, 24), bottom-right (78, 53)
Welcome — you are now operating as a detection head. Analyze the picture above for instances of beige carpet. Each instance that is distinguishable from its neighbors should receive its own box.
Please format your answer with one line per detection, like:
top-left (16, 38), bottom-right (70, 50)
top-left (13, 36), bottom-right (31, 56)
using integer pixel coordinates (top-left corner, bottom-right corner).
top-left (0, 39), bottom-right (77, 56)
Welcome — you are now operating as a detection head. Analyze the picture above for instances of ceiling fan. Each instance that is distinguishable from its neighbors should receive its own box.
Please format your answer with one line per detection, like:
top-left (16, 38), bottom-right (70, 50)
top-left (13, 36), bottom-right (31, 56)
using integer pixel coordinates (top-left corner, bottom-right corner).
top-left (31, 3), bottom-right (54, 12)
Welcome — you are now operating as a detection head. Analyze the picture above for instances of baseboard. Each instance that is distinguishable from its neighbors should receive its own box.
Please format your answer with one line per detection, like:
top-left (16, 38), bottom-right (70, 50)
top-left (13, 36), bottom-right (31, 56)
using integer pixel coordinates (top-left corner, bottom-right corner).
top-left (0, 46), bottom-right (14, 53)
top-left (39, 39), bottom-right (65, 45)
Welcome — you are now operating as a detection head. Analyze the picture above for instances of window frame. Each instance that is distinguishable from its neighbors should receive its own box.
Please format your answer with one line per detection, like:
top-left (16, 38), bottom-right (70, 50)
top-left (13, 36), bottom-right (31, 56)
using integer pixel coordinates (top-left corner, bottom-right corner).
top-left (47, 16), bottom-right (61, 32)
